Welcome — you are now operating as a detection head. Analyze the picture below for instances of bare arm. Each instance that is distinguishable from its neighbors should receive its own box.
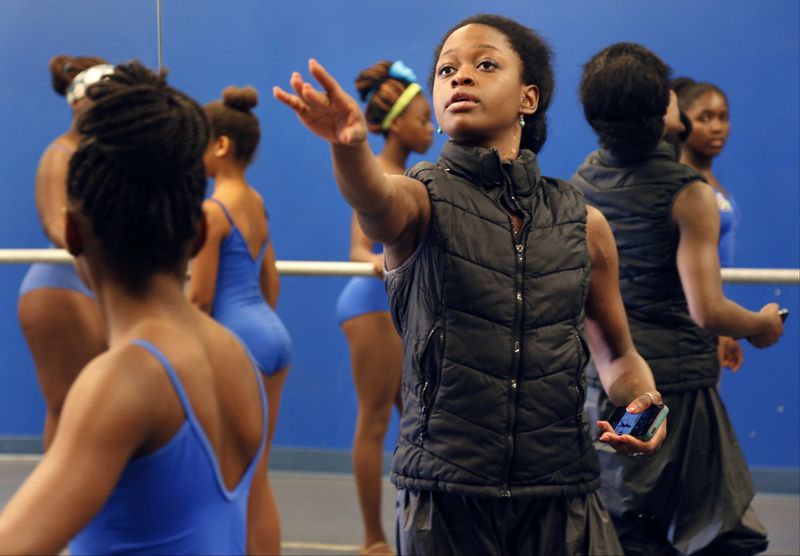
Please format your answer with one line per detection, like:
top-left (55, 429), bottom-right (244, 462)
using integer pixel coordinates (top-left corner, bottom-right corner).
top-left (0, 354), bottom-right (152, 553)
top-left (187, 202), bottom-right (229, 313)
top-left (259, 241), bottom-right (280, 309)
top-left (35, 144), bottom-right (72, 247)
top-left (274, 60), bottom-right (430, 269)
top-left (584, 206), bottom-right (666, 454)
top-left (673, 182), bottom-right (782, 346)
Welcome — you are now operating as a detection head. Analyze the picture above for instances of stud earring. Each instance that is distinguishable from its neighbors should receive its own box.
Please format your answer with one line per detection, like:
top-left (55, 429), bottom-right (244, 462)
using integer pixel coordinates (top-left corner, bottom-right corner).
top-left (436, 127), bottom-right (443, 135)
top-left (519, 114), bottom-right (526, 128)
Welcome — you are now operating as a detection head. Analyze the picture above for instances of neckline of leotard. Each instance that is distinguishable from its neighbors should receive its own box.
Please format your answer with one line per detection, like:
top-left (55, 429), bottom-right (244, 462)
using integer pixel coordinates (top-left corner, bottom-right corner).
top-left (129, 338), bottom-right (268, 500)
top-left (207, 197), bottom-right (268, 263)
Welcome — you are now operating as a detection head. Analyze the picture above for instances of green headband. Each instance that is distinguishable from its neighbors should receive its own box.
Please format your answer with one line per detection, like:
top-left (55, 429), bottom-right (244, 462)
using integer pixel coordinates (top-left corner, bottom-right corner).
top-left (381, 83), bottom-right (422, 131)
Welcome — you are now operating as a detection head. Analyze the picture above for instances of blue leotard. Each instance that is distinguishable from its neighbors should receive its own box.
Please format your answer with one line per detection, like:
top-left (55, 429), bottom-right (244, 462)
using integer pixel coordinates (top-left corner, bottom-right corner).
top-left (716, 190), bottom-right (739, 268)
top-left (336, 242), bottom-right (389, 325)
top-left (19, 255), bottom-right (94, 298)
top-left (69, 339), bottom-right (267, 554)
top-left (208, 199), bottom-right (291, 375)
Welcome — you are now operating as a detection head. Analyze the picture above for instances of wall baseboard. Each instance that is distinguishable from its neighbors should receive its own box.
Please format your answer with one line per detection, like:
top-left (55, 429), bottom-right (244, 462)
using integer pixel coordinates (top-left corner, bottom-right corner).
top-left (2, 437), bottom-right (796, 495)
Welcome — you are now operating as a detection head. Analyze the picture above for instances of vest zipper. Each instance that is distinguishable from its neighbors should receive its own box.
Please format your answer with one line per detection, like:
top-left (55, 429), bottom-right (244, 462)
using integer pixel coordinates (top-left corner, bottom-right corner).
top-left (500, 167), bottom-right (531, 498)
top-left (417, 324), bottom-right (444, 443)
top-left (574, 331), bottom-right (586, 453)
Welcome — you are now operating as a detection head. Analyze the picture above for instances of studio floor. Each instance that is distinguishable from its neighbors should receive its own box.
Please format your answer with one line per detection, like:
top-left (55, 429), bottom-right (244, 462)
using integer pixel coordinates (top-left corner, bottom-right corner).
top-left (0, 456), bottom-right (797, 555)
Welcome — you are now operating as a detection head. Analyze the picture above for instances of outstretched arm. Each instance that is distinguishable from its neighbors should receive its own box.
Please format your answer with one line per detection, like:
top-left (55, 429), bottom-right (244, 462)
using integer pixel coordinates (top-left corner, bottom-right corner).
top-left (584, 206), bottom-right (666, 454)
top-left (673, 182), bottom-right (782, 347)
top-left (274, 60), bottom-right (430, 269)
top-left (0, 352), bottom-right (152, 553)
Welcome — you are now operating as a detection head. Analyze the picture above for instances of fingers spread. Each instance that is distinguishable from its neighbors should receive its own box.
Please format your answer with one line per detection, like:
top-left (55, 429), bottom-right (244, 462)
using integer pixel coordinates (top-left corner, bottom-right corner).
top-left (300, 82), bottom-right (329, 109)
top-left (309, 59), bottom-right (341, 95)
top-left (272, 87), bottom-right (307, 114)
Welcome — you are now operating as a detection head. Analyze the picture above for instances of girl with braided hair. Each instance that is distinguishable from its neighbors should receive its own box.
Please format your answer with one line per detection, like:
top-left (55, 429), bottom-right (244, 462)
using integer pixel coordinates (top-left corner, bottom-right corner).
top-left (18, 55), bottom-right (109, 448)
top-left (188, 84), bottom-right (290, 556)
top-left (276, 14), bottom-right (666, 554)
top-left (0, 62), bottom-right (270, 554)
top-left (335, 60), bottom-right (433, 556)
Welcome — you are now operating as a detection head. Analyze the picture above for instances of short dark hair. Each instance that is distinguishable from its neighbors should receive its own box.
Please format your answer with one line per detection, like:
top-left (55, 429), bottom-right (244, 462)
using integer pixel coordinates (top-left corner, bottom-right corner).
top-left (580, 42), bottom-right (672, 160)
top-left (671, 77), bottom-right (728, 113)
top-left (204, 86), bottom-right (260, 165)
top-left (67, 61), bottom-right (209, 293)
top-left (430, 14), bottom-right (554, 154)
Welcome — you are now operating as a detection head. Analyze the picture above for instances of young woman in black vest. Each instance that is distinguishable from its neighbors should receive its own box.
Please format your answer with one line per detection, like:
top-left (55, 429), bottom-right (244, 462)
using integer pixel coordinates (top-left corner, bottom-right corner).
top-left (276, 14), bottom-right (665, 555)
top-left (572, 43), bottom-right (783, 555)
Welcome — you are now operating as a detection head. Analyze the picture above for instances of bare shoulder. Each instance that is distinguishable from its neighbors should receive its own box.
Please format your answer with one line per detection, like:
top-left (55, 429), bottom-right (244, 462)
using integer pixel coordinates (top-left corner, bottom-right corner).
top-left (673, 180), bottom-right (716, 213)
top-left (202, 198), bottom-right (233, 235)
top-left (60, 343), bottom-right (170, 438)
top-left (585, 205), bottom-right (616, 263)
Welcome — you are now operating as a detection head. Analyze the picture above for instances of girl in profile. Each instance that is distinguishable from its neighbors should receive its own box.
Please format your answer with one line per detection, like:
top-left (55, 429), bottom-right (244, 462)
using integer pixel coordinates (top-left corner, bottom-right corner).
top-left (189, 85), bottom-right (291, 556)
top-left (336, 60), bottom-right (433, 556)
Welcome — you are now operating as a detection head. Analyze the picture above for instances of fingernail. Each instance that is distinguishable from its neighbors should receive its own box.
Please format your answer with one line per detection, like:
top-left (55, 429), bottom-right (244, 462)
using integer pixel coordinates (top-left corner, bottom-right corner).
top-left (627, 404), bottom-right (637, 412)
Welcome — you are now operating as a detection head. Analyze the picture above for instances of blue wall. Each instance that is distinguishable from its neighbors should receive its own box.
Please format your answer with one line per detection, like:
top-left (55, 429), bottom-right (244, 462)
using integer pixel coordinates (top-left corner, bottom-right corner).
top-left (1, 1), bottom-right (797, 469)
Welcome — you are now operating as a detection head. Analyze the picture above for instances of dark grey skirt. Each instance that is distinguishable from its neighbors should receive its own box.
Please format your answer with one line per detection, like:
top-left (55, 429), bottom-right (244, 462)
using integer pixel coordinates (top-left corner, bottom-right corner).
top-left (587, 385), bottom-right (765, 555)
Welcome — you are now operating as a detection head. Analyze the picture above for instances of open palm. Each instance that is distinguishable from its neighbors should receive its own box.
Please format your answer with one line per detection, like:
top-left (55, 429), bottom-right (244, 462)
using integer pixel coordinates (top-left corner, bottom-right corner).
top-left (273, 59), bottom-right (366, 145)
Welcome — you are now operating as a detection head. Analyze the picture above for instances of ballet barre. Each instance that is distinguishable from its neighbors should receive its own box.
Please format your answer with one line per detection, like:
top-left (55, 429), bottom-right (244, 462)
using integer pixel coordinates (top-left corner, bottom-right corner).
top-left (0, 249), bottom-right (798, 283)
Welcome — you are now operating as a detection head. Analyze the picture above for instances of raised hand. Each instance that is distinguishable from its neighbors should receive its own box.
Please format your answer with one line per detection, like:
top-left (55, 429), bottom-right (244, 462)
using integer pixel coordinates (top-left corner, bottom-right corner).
top-left (273, 59), bottom-right (367, 146)
top-left (748, 302), bottom-right (783, 348)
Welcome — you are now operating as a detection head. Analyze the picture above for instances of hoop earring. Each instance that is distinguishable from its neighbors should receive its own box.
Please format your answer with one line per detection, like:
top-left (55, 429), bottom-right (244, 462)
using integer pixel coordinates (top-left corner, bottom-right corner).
top-left (519, 114), bottom-right (526, 128)
top-left (436, 127), bottom-right (443, 135)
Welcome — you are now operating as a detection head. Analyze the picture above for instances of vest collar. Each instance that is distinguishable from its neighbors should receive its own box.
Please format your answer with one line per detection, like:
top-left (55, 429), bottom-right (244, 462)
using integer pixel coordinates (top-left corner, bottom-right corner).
top-left (598, 140), bottom-right (680, 167)
top-left (436, 140), bottom-right (541, 197)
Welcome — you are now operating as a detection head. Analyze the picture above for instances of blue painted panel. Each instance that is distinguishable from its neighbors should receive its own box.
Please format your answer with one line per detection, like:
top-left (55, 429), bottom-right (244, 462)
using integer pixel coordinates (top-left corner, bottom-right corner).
top-left (0, 1), bottom-right (796, 472)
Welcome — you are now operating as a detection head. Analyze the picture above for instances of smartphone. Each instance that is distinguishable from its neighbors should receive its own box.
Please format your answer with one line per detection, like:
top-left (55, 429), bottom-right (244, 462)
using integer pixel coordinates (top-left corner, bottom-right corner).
top-left (605, 404), bottom-right (669, 442)
top-left (778, 308), bottom-right (789, 323)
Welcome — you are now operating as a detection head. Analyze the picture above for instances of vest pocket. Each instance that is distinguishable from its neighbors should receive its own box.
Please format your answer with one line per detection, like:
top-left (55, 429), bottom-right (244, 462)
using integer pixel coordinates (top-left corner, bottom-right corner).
top-left (416, 323), bottom-right (445, 443)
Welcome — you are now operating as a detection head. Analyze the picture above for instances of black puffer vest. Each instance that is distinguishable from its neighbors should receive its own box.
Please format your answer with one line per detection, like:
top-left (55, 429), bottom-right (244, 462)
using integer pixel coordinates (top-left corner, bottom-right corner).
top-left (571, 141), bottom-right (719, 394)
top-left (386, 141), bottom-right (600, 498)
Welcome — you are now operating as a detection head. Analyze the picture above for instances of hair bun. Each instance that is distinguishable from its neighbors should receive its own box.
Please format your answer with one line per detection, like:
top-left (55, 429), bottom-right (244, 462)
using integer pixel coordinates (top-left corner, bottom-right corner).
top-left (49, 54), bottom-right (107, 96)
top-left (222, 86), bottom-right (258, 111)
top-left (79, 62), bottom-right (208, 176)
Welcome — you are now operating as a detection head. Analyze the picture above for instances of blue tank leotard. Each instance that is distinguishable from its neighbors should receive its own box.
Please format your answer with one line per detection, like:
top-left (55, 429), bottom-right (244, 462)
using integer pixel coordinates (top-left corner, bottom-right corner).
top-left (716, 190), bottom-right (739, 268)
top-left (69, 339), bottom-right (267, 554)
top-left (208, 199), bottom-right (292, 375)
top-left (336, 242), bottom-right (389, 325)
top-left (19, 143), bottom-right (94, 299)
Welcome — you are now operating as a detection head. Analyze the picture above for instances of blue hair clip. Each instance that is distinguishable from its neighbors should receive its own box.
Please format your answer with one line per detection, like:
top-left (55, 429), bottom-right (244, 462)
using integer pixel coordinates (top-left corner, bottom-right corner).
top-left (389, 60), bottom-right (417, 84)
top-left (364, 60), bottom-right (418, 104)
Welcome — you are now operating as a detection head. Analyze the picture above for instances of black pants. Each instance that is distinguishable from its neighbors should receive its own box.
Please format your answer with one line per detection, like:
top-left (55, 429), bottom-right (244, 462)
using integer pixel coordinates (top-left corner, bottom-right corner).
top-left (395, 488), bottom-right (623, 556)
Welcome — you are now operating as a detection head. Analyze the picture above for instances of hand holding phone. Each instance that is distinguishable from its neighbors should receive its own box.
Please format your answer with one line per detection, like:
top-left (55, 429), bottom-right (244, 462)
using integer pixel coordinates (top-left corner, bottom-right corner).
top-left (597, 392), bottom-right (668, 455)
top-left (605, 404), bottom-right (669, 442)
